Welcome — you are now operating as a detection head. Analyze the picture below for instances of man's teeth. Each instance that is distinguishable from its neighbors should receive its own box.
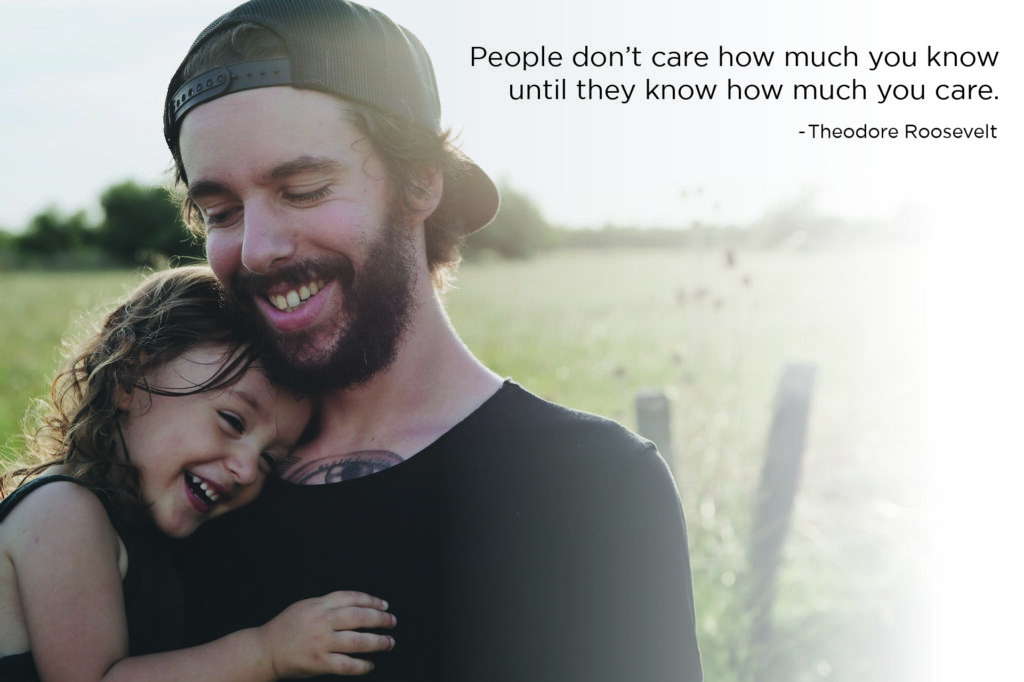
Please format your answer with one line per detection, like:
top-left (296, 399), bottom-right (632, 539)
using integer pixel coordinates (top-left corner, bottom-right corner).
top-left (269, 279), bottom-right (325, 311)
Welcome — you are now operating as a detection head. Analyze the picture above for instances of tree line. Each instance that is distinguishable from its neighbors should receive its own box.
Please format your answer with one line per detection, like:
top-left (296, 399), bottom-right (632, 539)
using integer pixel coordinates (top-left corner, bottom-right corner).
top-left (0, 182), bottom-right (203, 269)
top-left (0, 180), bottom-right (559, 270)
top-left (0, 180), bottom-right (907, 270)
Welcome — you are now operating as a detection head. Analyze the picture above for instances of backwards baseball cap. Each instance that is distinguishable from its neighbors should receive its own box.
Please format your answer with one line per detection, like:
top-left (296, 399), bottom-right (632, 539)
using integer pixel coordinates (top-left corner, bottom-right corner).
top-left (164, 0), bottom-right (498, 234)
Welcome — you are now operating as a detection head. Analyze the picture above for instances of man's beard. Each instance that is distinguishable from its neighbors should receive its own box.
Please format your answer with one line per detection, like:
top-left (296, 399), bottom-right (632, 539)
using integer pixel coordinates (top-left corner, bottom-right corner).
top-left (226, 215), bottom-right (418, 394)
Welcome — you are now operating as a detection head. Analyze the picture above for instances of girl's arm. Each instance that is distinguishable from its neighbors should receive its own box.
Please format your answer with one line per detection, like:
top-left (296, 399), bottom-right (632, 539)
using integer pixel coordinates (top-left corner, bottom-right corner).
top-left (105, 592), bottom-right (396, 680)
top-left (7, 482), bottom-right (394, 681)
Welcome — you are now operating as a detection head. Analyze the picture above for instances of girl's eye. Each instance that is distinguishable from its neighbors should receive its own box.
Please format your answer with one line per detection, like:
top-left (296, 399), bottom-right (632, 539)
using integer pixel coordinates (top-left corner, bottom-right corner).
top-left (284, 186), bottom-right (332, 204)
top-left (259, 452), bottom-right (279, 473)
top-left (219, 411), bottom-right (245, 434)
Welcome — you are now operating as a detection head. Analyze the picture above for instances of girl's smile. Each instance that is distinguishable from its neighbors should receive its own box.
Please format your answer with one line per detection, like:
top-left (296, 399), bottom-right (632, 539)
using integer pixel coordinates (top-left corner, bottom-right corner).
top-left (117, 344), bottom-right (311, 538)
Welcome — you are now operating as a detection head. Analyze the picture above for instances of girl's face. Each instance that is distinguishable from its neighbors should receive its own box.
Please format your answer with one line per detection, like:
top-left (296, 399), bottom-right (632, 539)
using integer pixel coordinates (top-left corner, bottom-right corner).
top-left (117, 344), bottom-right (311, 538)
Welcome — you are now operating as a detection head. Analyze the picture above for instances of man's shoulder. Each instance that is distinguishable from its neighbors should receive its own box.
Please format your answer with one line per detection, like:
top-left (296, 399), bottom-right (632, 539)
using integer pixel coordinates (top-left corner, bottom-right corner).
top-left (460, 380), bottom-right (660, 466)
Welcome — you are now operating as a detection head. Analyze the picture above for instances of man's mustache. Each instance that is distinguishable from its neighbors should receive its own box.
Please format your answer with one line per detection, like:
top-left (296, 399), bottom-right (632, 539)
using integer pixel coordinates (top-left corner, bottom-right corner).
top-left (229, 256), bottom-right (357, 297)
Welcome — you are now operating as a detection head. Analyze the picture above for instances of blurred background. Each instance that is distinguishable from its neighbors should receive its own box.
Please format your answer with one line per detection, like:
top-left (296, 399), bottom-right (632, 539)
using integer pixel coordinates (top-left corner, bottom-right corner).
top-left (1, 1), bottom-right (1018, 680)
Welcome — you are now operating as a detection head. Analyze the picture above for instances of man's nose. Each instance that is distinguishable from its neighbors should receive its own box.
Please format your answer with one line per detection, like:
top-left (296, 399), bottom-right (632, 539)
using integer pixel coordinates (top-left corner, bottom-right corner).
top-left (240, 201), bottom-right (295, 274)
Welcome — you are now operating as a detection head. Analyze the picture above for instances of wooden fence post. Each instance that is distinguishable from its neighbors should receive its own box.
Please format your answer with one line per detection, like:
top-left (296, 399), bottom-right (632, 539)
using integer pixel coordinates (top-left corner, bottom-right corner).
top-left (747, 363), bottom-right (816, 680)
top-left (636, 389), bottom-right (674, 467)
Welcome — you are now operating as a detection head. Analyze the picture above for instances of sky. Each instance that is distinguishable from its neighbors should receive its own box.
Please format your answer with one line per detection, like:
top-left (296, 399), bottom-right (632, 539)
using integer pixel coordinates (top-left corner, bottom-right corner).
top-left (1, 1), bottom-right (1020, 677)
top-left (0, 0), bottom-right (1015, 233)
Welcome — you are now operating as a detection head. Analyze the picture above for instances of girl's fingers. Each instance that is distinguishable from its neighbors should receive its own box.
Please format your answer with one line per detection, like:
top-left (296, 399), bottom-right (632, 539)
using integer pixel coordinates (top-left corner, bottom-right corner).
top-left (321, 591), bottom-right (390, 611)
top-left (332, 630), bottom-right (397, 653)
top-left (328, 605), bottom-right (397, 631)
top-left (323, 653), bottom-right (376, 676)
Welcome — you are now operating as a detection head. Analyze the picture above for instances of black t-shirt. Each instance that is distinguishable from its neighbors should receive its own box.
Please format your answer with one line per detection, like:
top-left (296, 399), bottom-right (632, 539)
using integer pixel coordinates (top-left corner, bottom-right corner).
top-left (175, 381), bottom-right (703, 681)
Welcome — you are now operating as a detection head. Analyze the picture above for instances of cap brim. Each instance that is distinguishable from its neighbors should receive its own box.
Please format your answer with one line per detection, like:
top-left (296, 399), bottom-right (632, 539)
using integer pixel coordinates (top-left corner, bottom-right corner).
top-left (454, 160), bottom-right (500, 235)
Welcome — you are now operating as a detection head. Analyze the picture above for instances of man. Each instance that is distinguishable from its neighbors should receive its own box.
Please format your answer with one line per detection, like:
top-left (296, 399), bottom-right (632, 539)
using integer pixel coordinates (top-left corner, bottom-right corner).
top-left (166, 1), bottom-right (703, 680)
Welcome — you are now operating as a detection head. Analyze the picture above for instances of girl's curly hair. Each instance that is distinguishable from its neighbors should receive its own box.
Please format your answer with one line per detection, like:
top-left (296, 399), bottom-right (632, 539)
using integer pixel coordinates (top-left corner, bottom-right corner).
top-left (1, 266), bottom-right (260, 523)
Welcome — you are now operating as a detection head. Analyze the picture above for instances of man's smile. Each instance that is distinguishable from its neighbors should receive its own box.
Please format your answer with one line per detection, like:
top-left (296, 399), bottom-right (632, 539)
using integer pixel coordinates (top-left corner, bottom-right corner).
top-left (254, 278), bottom-right (338, 333)
top-left (266, 278), bottom-right (326, 312)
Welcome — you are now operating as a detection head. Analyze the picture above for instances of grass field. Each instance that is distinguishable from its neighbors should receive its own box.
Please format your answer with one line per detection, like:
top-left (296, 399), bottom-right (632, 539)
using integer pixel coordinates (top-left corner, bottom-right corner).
top-left (0, 247), bottom-right (929, 681)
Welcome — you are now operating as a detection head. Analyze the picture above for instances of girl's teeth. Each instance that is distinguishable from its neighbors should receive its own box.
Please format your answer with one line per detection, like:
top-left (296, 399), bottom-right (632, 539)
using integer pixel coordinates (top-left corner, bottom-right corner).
top-left (199, 482), bottom-right (219, 501)
top-left (188, 473), bottom-right (220, 504)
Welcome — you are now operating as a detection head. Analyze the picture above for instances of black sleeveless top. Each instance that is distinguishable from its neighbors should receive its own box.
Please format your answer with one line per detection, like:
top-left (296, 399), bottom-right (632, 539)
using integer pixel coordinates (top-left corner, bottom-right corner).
top-left (0, 475), bottom-right (184, 681)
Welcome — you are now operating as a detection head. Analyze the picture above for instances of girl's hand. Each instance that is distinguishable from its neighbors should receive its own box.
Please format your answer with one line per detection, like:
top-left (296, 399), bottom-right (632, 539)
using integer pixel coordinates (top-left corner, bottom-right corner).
top-left (256, 591), bottom-right (396, 677)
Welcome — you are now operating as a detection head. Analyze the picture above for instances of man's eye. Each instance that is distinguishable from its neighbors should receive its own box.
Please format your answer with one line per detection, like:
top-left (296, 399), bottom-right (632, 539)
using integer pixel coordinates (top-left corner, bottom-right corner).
top-left (284, 186), bottom-right (332, 204)
top-left (219, 411), bottom-right (245, 434)
top-left (203, 206), bottom-right (241, 228)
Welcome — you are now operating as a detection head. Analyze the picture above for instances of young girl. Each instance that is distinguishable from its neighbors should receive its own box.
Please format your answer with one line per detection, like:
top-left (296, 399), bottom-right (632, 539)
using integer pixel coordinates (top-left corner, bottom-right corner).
top-left (0, 266), bottom-right (395, 681)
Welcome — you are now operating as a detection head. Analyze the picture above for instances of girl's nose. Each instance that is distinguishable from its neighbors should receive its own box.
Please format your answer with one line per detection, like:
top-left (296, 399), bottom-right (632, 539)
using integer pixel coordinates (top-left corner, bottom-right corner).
top-left (225, 447), bottom-right (261, 486)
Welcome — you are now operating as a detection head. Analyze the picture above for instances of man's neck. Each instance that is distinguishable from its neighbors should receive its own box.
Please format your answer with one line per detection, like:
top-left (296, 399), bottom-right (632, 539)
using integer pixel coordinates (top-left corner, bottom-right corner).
top-left (281, 285), bottom-right (502, 483)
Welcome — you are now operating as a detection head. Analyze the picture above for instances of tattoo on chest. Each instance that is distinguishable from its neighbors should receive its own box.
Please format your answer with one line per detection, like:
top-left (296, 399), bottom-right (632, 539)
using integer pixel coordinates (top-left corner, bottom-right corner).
top-left (279, 450), bottom-right (404, 484)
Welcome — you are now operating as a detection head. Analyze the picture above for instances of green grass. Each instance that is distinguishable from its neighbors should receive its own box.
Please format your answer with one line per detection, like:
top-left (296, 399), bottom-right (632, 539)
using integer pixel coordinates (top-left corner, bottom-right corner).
top-left (0, 248), bottom-right (928, 681)
top-left (0, 269), bottom-right (147, 456)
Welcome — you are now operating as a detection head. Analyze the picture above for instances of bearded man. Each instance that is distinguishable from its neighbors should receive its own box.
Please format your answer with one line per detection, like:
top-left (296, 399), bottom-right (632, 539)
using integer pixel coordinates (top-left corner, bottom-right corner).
top-left (167, 2), bottom-right (703, 680)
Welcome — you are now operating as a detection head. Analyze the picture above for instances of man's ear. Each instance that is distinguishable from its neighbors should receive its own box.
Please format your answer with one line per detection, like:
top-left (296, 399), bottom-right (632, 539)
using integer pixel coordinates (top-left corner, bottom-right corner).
top-left (408, 165), bottom-right (443, 221)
